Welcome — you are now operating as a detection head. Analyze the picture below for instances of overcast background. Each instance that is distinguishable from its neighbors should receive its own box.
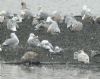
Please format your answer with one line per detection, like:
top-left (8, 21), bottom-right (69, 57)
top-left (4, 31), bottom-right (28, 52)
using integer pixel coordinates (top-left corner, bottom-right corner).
top-left (0, 0), bottom-right (100, 16)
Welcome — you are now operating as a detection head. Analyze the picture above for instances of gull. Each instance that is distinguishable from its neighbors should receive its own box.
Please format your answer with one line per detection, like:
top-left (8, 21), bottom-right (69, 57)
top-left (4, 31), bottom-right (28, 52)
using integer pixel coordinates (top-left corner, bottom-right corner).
top-left (7, 18), bottom-right (19, 32)
top-left (81, 5), bottom-right (93, 20)
top-left (53, 46), bottom-right (63, 53)
top-left (12, 14), bottom-right (22, 23)
top-left (77, 50), bottom-right (89, 64)
top-left (51, 10), bottom-right (64, 23)
top-left (36, 6), bottom-right (48, 20)
top-left (27, 33), bottom-right (41, 47)
top-left (40, 40), bottom-right (54, 52)
top-left (47, 19), bottom-right (60, 34)
top-left (0, 45), bottom-right (2, 52)
top-left (20, 1), bottom-right (33, 19)
top-left (2, 33), bottom-right (19, 47)
top-left (65, 15), bottom-right (83, 32)
top-left (0, 10), bottom-right (9, 23)
top-left (0, 15), bottom-right (4, 23)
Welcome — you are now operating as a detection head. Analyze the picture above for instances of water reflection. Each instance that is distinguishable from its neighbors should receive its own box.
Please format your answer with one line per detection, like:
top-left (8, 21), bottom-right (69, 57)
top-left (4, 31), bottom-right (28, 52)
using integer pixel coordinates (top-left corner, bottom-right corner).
top-left (1, 63), bottom-right (100, 79)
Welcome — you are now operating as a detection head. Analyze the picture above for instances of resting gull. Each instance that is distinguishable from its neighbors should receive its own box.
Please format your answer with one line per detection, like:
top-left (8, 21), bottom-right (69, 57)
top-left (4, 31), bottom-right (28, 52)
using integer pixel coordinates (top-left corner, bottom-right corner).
top-left (40, 40), bottom-right (54, 52)
top-left (2, 33), bottom-right (19, 47)
top-left (53, 46), bottom-right (63, 53)
top-left (74, 50), bottom-right (89, 64)
top-left (27, 33), bottom-right (41, 47)
top-left (51, 10), bottom-right (64, 23)
top-left (65, 15), bottom-right (83, 32)
top-left (47, 18), bottom-right (60, 34)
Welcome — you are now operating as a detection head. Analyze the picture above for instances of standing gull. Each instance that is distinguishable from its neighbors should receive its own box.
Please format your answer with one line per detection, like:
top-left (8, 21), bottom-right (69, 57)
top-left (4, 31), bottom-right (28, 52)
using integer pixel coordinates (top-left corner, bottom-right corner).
top-left (12, 14), bottom-right (22, 23)
top-left (0, 45), bottom-right (2, 52)
top-left (20, 1), bottom-right (33, 19)
top-left (81, 5), bottom-right (94, 24)
top-left (7, 17), bottom-right (19, 32)
top-left (81, 5), bottom-right (91, 19)
top-left (36, 6), bottom-right (48, 20)
top-left (0, 11), bottom-right (5, 23)
top-left (2, 33), bottom-right (19, 47)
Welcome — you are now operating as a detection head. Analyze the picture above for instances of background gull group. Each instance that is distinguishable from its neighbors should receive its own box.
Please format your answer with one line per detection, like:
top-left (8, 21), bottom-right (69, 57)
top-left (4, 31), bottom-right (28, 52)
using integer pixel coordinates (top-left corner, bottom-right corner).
top-left (0, 1), bottom-right (100, 64)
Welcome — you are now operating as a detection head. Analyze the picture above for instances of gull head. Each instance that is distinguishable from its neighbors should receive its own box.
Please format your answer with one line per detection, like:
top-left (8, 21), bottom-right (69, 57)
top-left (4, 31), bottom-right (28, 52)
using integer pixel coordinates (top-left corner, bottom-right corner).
top-left (30, 33), bottom-right (38, 38)
top-left (83, 5), bottom-right (88, 10)
top-left (46, 17), bottom-right (53, 23)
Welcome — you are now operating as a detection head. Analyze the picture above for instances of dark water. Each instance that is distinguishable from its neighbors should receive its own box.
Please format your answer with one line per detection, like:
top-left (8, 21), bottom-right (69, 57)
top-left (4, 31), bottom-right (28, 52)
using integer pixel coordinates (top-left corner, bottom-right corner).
top-left (1, 61), bottom-right (100, 79)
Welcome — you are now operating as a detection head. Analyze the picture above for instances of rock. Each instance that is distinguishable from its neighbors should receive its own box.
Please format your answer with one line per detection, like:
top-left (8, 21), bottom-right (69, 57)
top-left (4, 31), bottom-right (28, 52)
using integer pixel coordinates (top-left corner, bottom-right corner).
top-left (95, 17), bottom-right (100, 24)
top-left (21, 51), bottom-right (38, 62)
top-left (92, 54), bottom-right (100, 63)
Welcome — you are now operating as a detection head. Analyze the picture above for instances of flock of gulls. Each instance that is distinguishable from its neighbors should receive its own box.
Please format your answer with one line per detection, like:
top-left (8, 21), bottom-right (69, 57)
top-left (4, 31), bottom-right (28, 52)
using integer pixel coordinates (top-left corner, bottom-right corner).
top-left (0, 1), bottom-right (100, 64)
